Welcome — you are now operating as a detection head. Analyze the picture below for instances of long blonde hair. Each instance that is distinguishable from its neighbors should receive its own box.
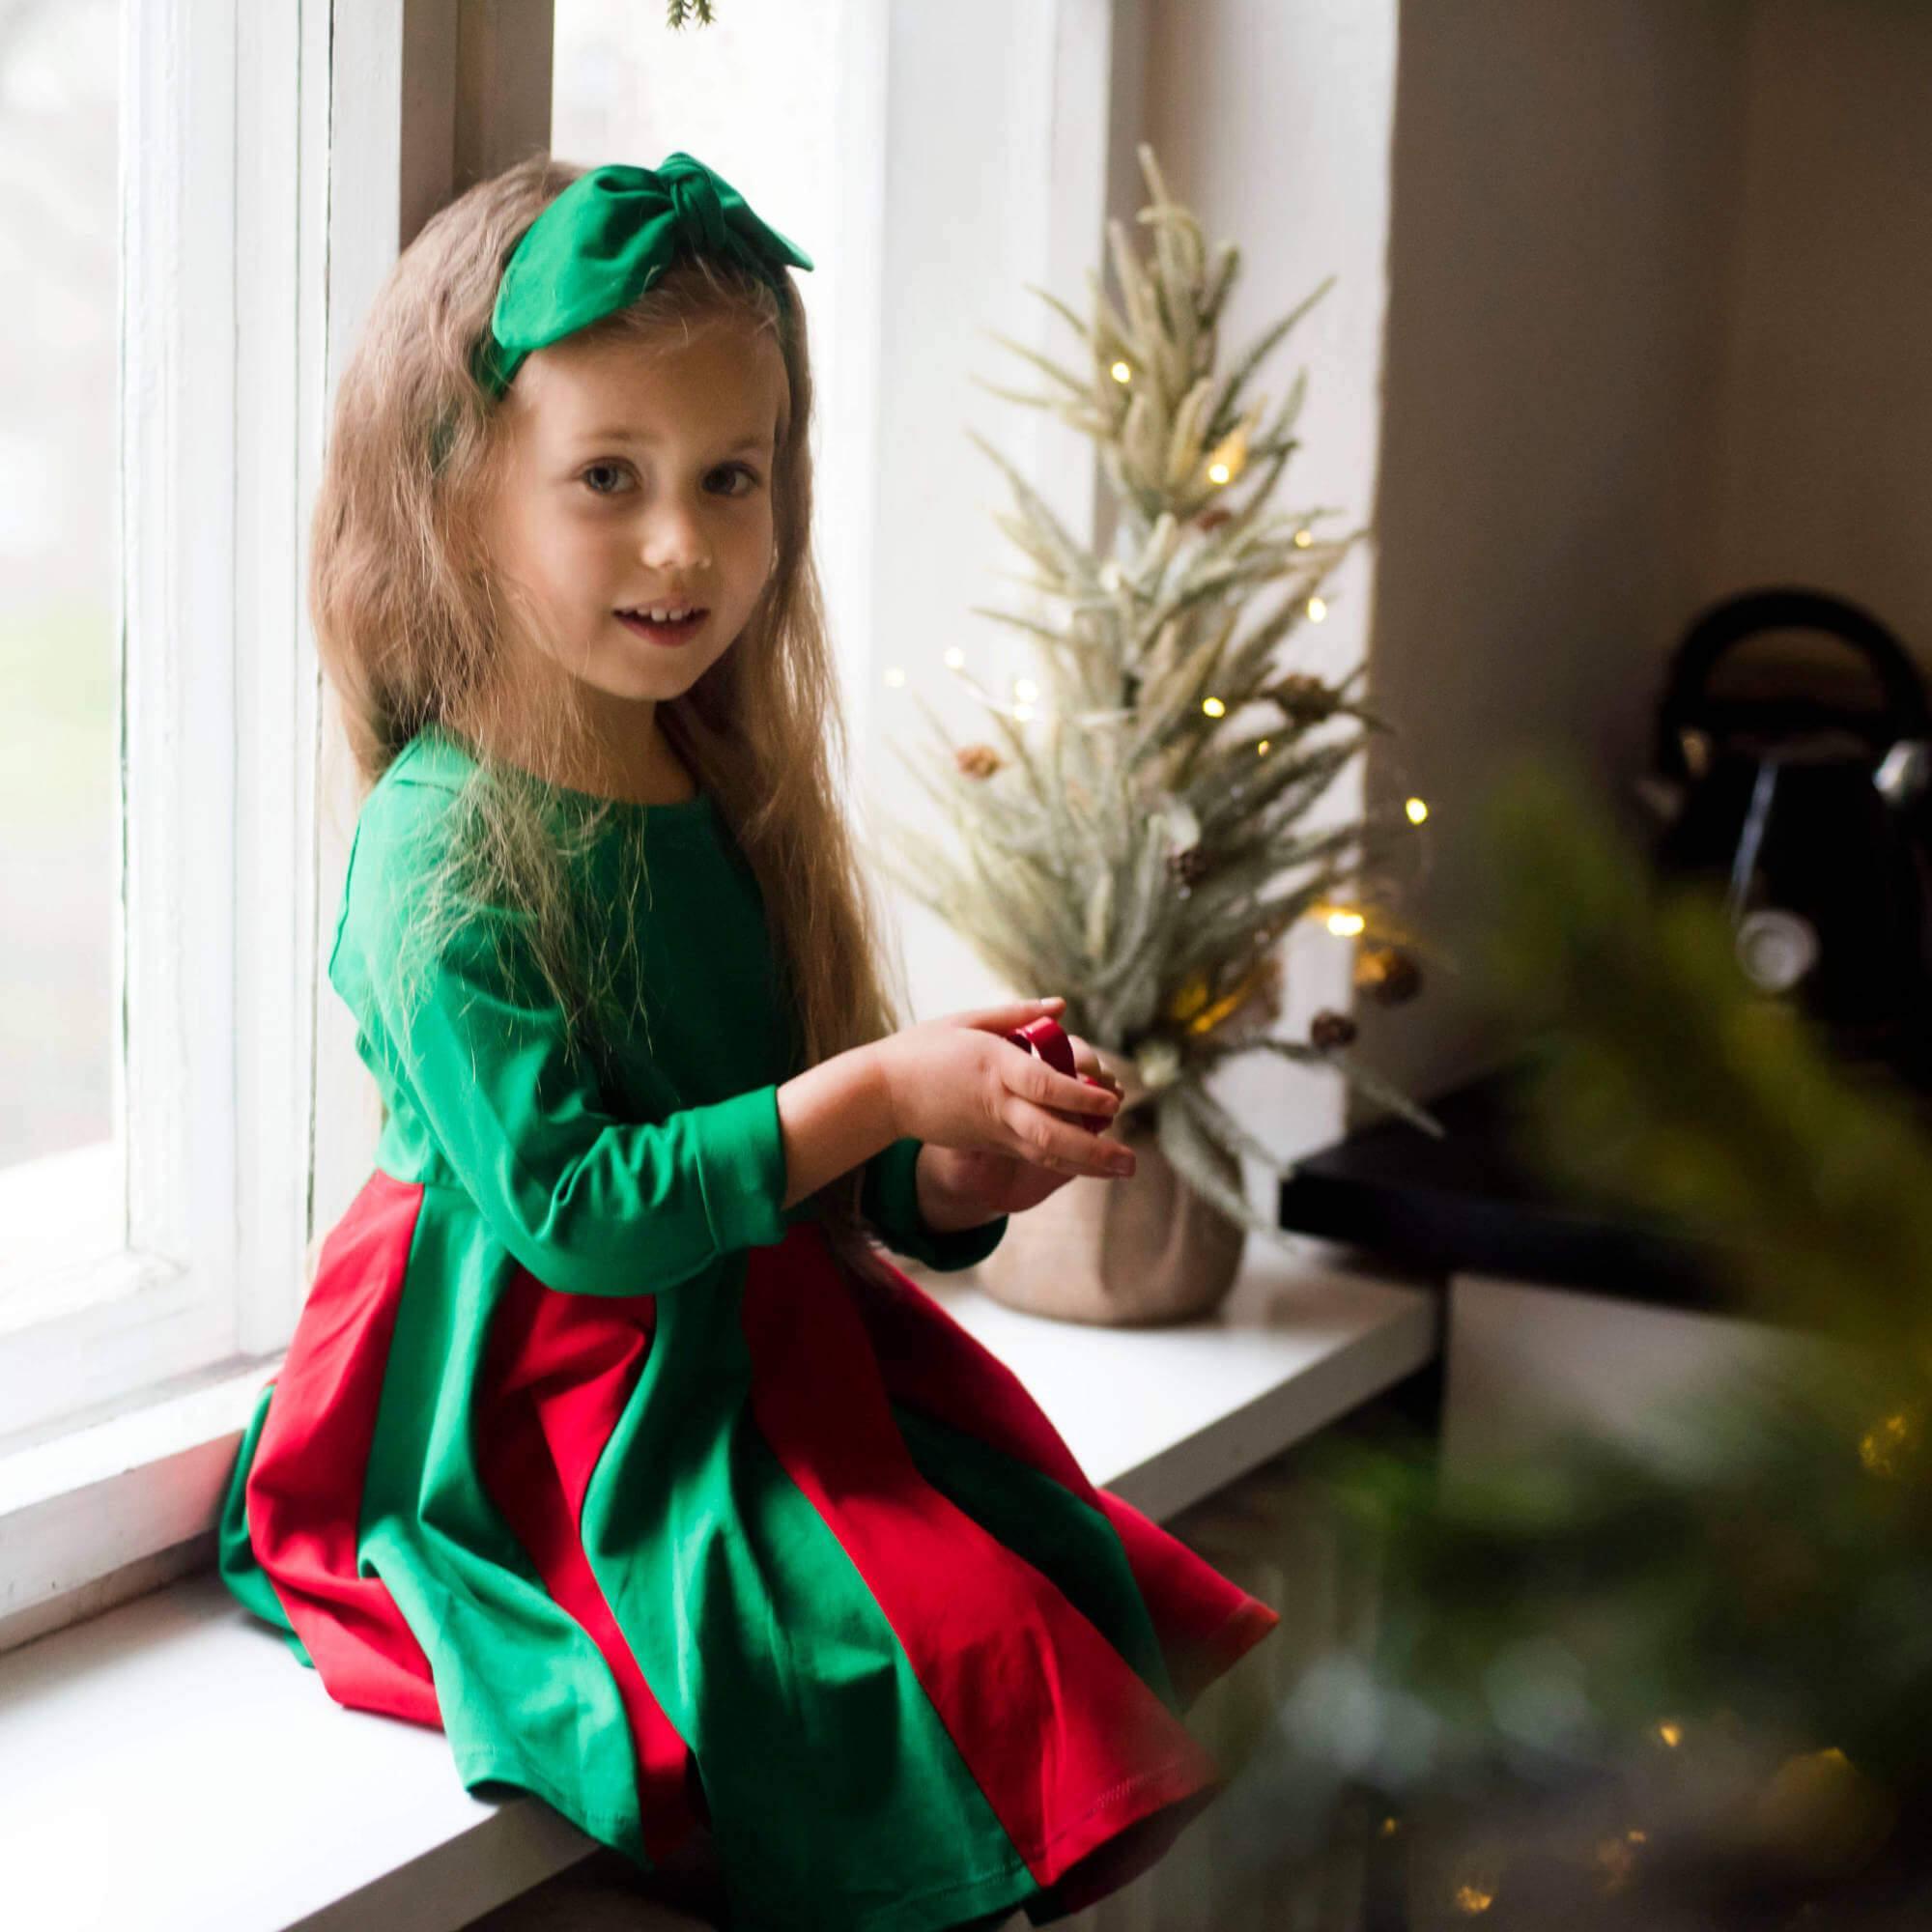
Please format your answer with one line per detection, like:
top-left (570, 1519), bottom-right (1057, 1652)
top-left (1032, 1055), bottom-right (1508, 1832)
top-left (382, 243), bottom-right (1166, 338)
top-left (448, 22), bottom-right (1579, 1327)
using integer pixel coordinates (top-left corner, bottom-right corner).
top-left (310, 151), bottom-right (908, 1270)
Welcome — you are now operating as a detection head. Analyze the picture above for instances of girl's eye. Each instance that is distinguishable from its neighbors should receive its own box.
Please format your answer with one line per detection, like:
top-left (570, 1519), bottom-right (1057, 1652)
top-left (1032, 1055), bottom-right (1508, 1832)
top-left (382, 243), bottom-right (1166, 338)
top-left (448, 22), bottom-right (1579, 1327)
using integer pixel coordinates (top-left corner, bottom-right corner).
top-left (580, 462), bottom-right (763, 498)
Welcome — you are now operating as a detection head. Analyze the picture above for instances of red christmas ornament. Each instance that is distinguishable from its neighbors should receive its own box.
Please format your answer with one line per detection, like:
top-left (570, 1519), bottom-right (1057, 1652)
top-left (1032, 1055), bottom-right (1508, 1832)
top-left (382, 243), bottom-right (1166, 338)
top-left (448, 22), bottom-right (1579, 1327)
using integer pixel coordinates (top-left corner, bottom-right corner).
top-left (1003, 1016), bottom-right (1112, 1133)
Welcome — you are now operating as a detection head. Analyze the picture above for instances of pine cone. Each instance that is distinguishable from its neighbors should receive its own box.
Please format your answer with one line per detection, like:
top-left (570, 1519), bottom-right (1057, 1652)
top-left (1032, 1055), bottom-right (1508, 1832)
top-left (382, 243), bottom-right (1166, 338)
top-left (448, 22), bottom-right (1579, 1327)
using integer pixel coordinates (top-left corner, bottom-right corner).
top-left (1274, 673), bottom-right (1342, 724)
top-left (1166, 845), bottom-right (1212, 889)
top-left (1310, 1009), bottom-right (1358, 1051)
top-left (1354, 946), bottom-right (1423, 1007)
top-left (954, 744), bottom-right (1005, 781)
top-left (1254, 953), bottom-right (1286, 1028)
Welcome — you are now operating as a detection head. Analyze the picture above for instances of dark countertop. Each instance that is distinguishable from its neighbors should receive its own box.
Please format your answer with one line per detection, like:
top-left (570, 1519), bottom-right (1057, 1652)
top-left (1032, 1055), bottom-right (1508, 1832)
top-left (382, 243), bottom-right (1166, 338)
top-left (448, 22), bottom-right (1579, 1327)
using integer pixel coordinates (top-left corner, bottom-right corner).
top-left (1275, 1064), bottom-right (1736, 1313)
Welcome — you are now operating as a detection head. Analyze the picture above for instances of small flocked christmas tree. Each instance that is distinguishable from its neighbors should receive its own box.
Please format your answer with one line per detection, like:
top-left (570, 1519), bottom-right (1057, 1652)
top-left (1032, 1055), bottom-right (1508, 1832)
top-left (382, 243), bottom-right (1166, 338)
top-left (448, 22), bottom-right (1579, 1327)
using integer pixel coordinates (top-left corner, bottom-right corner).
top-left (877, 142), bottom-right (1435, 1250)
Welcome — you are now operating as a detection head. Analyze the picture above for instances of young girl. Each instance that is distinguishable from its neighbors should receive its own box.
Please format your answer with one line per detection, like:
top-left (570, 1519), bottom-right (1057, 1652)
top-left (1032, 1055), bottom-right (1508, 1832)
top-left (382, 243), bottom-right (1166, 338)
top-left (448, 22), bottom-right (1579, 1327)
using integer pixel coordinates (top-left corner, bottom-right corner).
top-left (216, 151), bottom-right (1281, 1932)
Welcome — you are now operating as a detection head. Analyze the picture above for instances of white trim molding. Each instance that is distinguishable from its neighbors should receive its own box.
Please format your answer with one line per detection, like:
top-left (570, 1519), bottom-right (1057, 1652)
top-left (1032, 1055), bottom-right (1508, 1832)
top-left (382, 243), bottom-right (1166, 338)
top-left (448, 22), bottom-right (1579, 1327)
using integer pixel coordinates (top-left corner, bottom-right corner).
top-left (2, 0), bottom-right (362, 1638)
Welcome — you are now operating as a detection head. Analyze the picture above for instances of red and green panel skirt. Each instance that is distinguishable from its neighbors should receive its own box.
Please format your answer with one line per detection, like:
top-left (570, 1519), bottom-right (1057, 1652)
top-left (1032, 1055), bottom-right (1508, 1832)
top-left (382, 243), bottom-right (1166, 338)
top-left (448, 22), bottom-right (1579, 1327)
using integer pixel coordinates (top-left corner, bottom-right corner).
top-left (218, 1170), bottom-right (1281, 1931)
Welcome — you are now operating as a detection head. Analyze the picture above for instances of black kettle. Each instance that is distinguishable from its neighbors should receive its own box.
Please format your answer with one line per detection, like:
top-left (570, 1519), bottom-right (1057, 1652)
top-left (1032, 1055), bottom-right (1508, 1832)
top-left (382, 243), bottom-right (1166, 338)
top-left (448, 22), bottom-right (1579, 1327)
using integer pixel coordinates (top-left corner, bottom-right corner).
top-left (1645, 587), bottom-right (1932, 1086)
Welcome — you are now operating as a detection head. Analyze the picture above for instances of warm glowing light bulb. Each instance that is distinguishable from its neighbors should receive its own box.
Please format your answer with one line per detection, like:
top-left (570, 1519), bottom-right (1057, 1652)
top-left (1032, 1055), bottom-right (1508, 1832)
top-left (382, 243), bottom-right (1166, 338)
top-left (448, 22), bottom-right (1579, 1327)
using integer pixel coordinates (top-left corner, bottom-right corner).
top-left (1406, 796), bottom-right (1429, 824)
top-left (1307, 597), bottom-right (1328, 622)
top-left (1656, 1720), bottom-right (1683, 1749)
top-left (1202, 696), bottom-right (1226, 718)
top-left (1110, 360), bottom-right (1132, 384)
top-left (884, 666), bottom-right (906, 687)
top-left (1012, 703), bottom-right (1035, 722)
top-left (1293, 528), bottom-right (1314, 549)
top-left (1013, 677), bottom-right (1038, 703)
top-left (1453, 1886), bottom-right (1494, 1916)
top-left (1861, 1410), bottom-right (1915, 1475)
top-left (943, 646), bottom-right (965, 668)
top-left (1327, 910), bottom-right (1367, 938)
top-left (1204, 425), bottom-right (1248, 488)
top-left (1257, 739), bottom-right (1271, 755)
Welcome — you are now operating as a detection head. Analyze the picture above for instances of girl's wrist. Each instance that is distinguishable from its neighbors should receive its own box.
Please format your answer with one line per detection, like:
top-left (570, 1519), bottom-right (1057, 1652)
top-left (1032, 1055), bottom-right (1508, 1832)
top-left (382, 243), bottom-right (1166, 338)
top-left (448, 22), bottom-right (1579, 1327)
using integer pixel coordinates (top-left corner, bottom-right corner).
top-left (914, 1145), bottom-right (1002, 1234)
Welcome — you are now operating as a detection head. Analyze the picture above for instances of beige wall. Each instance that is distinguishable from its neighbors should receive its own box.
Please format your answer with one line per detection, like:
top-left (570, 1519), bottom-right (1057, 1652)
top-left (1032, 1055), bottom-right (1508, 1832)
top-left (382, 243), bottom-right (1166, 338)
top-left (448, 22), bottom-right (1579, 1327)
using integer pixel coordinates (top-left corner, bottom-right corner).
top-left (1184, 0), bottom-right (1932, 1111)
top-left (1708, 1), bottom-right (1932, 648)
top-left (1364, 0), bottom-right (1753, 1100)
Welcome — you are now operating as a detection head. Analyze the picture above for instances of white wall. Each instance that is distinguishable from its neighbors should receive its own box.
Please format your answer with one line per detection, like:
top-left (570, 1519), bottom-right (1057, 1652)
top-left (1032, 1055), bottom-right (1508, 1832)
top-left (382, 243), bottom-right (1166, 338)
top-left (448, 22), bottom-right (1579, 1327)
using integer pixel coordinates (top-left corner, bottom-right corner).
top-left (857, 0), bottom-right (1130, 1005)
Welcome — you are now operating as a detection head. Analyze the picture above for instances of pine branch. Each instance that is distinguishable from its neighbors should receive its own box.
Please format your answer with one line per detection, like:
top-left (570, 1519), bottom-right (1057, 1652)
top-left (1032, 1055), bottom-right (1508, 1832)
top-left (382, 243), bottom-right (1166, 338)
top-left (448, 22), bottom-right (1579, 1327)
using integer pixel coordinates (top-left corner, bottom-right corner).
top-left (977, 326), bottom-right (1093, 402)
top-left (968, 427), bottom-right (1103, 596)
top-left (966, 376), bottom-right (1065, 414)
top-left (1200, 273), bottom-right (1334, 454)
top-left (1168, 872), bottom-right (1342, 986)
top-left (1177, 1070), bottom-right (1296, 1170)
top-left (1156, 1086), bottom-right (1305, 1256)
top-left (1084, 812), bottom-right (1184, 999)
top-left (1323, 1049), bottom-right (1449, 1138)
top-left (1023, 280), bottom-right (1092, 346)
top-left (1199, 241), bottom-right (1241, 333)
top-left (966, 605), bottom-right (1079, 652)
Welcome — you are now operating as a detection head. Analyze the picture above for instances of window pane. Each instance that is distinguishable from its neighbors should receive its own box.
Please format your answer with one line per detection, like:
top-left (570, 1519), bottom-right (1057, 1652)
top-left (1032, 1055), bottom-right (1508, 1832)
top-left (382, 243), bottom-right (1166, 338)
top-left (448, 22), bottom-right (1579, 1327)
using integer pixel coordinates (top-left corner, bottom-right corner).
top-left (0, 9), bottom-right (120, 1200)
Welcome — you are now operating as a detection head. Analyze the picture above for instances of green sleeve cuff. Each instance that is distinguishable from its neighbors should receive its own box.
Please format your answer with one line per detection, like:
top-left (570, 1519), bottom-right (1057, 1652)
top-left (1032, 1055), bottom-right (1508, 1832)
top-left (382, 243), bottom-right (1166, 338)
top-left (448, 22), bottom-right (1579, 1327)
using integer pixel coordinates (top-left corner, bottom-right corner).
top-left (694, 1082), bottom-right (793, 1257)
top-left (860, 1137), bottom-right (1008, 1272)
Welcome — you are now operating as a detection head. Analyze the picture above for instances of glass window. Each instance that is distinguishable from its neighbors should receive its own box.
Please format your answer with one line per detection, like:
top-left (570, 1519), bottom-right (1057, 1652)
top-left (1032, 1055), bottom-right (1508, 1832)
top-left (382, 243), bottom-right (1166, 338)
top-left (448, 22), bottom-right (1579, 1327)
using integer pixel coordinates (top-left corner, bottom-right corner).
top-left (0, 0), bottom-right (122, 1306)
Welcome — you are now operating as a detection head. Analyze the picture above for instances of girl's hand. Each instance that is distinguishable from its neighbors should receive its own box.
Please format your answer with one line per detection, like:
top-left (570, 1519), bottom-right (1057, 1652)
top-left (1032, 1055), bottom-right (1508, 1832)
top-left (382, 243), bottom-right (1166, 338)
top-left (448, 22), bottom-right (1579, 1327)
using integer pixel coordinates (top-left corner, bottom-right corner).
top-left (873, 997), bottom-right (1134, 1194)
top-left (918, 1027), bottom-right (1128, 1218)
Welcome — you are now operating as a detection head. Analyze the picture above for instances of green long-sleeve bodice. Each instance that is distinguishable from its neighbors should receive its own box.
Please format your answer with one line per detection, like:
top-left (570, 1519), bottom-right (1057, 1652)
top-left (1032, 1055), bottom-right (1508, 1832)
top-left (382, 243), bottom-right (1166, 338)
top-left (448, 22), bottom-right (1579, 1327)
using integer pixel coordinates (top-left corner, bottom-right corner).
top-left (333, 723), bottom-right (1005, 1291)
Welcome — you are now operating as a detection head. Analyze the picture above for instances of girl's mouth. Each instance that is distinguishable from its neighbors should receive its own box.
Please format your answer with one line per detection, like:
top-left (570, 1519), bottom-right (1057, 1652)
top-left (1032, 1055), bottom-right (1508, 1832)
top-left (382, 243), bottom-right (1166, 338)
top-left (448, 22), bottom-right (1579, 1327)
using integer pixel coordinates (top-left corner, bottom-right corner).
top-left (616, 608), bottom-right (708, 646)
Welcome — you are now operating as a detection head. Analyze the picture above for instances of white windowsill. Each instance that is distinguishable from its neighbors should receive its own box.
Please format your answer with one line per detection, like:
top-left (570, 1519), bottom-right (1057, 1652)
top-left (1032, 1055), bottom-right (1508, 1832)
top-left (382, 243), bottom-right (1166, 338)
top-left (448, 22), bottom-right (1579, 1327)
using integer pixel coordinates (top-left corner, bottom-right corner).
top-left (0, 1240), bottom-right (1438, 1932)
top-left (0, 1360), bottom-right (285, 1647)
top-left (0, 1141), bottom-right (124, 1332)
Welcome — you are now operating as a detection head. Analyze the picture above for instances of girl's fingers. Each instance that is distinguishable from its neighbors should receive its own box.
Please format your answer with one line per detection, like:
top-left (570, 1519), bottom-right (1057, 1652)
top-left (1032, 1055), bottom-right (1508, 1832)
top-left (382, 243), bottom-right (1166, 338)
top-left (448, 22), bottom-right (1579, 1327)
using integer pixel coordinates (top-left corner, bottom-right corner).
top-left (1066, 1037), bottom-right (1118, 1089)
top-left (954, 995), bottom-right (1065, 1031)
top-left (1005, 1051), bottom-right (1120, 1119)
top-left (1002, 1098), bottom-right (1130, 1175)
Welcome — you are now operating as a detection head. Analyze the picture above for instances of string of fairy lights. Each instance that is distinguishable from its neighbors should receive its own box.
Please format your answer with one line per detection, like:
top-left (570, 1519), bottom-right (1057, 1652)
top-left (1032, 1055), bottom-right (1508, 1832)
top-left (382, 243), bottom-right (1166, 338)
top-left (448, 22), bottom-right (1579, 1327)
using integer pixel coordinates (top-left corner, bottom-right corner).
top-left (877, 349), bottom-right (1434, 958)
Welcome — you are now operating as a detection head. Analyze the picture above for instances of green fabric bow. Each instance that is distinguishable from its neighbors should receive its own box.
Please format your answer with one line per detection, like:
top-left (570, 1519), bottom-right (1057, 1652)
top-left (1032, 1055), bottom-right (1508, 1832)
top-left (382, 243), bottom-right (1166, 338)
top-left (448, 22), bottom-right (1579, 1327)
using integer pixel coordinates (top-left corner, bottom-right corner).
top-left (472, 153), bottom-right (813, 400)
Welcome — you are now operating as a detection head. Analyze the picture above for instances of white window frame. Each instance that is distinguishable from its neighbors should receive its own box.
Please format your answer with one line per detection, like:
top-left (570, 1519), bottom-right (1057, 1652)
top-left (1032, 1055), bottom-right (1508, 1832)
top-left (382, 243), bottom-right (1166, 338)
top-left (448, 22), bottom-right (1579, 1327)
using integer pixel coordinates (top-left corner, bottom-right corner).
top-left (0, 0), bottom-right (321, 1446)
top-left (0, 0), bottom-right (334, 1641)
top-left (0, 0), bottom-right (1129, 1653)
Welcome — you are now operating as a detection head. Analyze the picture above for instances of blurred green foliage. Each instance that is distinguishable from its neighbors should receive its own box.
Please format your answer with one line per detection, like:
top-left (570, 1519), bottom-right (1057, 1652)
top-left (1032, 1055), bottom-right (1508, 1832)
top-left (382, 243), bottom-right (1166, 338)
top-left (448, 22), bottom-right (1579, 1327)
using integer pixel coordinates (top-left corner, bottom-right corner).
top-left (1277, 757), bottom-right (1932, 1924)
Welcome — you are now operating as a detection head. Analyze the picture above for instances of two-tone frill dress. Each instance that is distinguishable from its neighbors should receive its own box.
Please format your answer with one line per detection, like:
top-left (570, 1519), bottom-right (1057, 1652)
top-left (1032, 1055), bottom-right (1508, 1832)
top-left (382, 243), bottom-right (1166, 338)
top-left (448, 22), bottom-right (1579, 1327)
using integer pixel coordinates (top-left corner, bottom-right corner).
top-left (217, 723), bottom-right (1281, 1931)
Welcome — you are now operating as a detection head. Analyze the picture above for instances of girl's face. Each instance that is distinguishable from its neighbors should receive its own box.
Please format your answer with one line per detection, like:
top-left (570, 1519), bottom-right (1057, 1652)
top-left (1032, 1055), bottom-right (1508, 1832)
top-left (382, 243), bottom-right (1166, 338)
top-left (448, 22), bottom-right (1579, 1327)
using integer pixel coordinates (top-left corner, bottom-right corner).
top-left (481, 316), bottom-right (787, 720)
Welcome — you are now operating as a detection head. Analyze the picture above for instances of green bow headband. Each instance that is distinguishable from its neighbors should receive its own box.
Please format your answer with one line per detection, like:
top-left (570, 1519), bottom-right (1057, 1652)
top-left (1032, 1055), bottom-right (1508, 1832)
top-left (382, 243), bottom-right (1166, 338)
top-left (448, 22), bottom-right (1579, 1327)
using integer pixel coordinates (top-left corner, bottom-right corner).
top-left (471, 153), bottom-right (813, 401)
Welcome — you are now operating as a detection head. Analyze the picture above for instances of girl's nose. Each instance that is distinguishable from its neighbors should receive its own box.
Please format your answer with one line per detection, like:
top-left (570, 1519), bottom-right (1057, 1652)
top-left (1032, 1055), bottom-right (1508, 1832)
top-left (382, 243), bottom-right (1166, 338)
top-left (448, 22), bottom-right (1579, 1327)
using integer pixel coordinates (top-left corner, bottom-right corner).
top-left (638, 491), bottom-right (723, 564)
top-left (639, 508), bottom-right (712, 573)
